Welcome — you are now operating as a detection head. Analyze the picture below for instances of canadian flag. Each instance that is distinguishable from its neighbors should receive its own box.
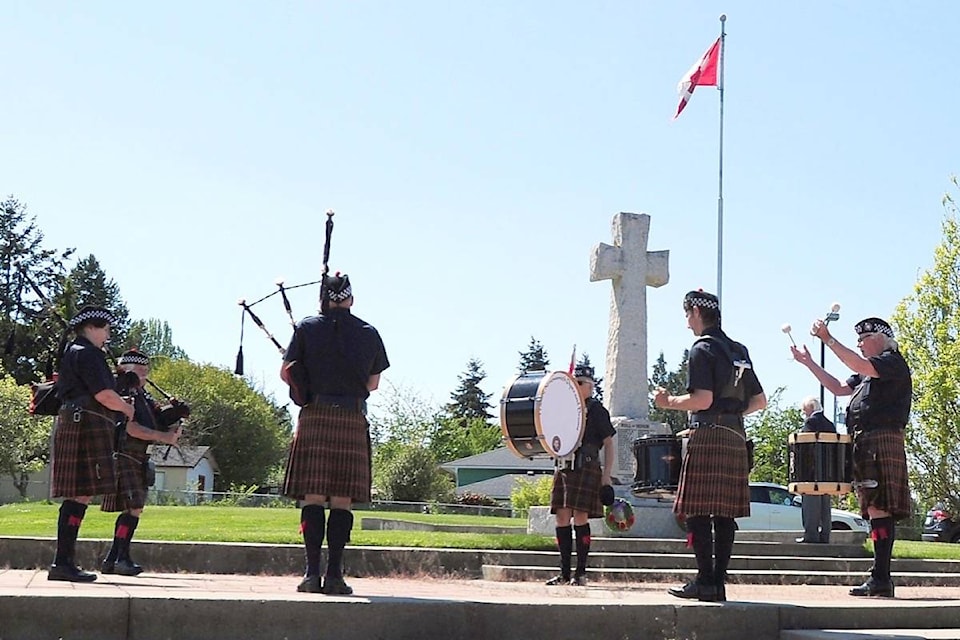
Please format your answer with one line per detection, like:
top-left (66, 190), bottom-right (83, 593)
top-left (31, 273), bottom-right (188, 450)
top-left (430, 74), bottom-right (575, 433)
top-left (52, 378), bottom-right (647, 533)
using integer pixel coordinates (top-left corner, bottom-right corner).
top-left (673, 37), bottom-right (721, 119)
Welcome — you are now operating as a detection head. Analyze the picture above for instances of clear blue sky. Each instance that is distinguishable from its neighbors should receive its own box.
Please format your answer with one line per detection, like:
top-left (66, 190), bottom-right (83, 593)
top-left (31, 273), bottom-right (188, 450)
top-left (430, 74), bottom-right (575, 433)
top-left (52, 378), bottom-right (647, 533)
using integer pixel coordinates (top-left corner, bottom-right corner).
top-left (3, 2), bottom-right (957, 421)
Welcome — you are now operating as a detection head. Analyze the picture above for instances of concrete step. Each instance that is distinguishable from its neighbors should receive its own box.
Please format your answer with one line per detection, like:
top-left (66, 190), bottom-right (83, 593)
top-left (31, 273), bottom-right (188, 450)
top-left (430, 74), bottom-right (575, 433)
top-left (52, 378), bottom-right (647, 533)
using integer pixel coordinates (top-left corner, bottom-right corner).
top-left (3, 535), bottom-right (957, 586)
top-left (590, 536), bottom-right (870, 558)
top-left (484, 548), bottom-right (960, 577)
top-left (782, 630), bottom-right (960, 640)
top-left (482, 564), bottom-right (960, 587)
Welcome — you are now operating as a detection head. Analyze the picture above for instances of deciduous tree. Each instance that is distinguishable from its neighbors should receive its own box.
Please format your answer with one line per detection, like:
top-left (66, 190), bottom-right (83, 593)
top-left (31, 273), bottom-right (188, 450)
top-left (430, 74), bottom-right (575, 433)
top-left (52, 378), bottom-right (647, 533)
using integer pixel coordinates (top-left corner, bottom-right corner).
top-left (148, 359), bottom-right (291, 490)
top-left (890, 177), bottom-right (960, 517)
top-left (0, 366), bottom-right (50, 498)
top-left (648, 350), bottom-right (690, 434)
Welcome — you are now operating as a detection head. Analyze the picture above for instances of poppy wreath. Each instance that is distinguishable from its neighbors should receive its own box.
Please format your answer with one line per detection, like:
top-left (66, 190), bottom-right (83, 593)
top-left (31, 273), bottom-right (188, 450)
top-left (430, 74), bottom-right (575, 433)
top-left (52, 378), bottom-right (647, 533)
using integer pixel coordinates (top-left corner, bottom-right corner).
top-left (604, 497), bottom-right (636, 532)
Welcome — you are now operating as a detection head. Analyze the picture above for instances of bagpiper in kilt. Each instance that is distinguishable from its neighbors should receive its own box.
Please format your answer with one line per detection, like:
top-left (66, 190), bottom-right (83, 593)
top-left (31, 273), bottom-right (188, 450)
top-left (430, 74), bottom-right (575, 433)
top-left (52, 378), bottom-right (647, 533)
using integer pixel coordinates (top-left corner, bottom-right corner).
top-left (654, 290), bottom-right (767, 603)
top-left (280, 272), bottom-right (389, 597)
top-left (100, 349), bottom-right (184, 577)
top-left (48, 305), bottom-right (136, 584)
top-left (546, 370), bottom-right (616, 588)
top-left (791, 315), bottom-right (912, 598)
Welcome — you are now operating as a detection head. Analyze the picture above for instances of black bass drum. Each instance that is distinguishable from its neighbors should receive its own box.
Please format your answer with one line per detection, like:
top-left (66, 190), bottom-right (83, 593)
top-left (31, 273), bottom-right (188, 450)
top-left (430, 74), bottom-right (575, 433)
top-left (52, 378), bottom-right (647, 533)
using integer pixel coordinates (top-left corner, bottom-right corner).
top-left (500, 370), bottom-right (584, 458)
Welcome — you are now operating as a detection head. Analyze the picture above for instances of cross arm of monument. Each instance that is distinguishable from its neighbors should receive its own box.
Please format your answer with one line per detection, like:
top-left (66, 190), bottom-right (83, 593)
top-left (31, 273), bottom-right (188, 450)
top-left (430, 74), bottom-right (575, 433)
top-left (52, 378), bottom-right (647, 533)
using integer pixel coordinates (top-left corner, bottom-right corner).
top-left (590, 244), bottom-right (669, 287)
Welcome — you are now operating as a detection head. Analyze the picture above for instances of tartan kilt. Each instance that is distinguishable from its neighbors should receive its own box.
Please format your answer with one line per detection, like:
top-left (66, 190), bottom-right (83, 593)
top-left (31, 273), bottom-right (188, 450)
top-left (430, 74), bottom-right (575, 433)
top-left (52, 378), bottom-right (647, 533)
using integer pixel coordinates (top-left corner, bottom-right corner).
top-left (282, 404), bottom-right (371, 503)
top-left (101, 450), bottom-right (148, 512)
top-left (852, 429), bottom-right (911, 520)
top-left (50, 408), bottom-right (117, 499)
top-left (673, 425), bottom-right (750, 518)
top-left (550, 464), bottom-right (603, 518)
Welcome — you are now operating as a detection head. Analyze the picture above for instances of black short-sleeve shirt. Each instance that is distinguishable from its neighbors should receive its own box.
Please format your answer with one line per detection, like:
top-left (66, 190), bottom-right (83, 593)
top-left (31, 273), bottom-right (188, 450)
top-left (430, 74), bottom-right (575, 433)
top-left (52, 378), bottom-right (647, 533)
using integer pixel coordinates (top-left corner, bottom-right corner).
top-left (57, 336), bottom-right (116, 403)
top-left (579, 397), bottom-right (616, 448)
top-left (284, 308), bottom-right (389, 399)
top-left (687, 327), bottom-right (763, 414)
top-left (845, 349), bottom-right (911, 430)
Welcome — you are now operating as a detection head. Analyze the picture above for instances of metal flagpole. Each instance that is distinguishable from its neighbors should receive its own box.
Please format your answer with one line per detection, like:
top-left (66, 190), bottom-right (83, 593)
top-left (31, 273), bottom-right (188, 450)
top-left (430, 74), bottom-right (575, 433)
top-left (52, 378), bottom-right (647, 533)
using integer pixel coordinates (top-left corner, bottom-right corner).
top-left (716, 14), bottom-right (727, 302)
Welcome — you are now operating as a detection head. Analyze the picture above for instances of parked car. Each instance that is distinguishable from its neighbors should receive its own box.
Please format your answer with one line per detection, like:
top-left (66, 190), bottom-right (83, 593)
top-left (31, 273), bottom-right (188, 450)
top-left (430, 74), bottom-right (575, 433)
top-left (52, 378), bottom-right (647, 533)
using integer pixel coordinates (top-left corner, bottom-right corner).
top-left (736, 482), bottom-right (869, 532)
top-left (922, 503), bottom-right (960, 543)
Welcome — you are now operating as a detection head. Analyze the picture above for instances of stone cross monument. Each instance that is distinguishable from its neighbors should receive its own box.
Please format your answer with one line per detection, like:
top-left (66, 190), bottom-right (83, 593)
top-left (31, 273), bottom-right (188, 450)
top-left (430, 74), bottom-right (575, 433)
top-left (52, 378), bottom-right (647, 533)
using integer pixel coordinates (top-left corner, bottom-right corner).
top-left (590, 212), bottom-right (670, 480)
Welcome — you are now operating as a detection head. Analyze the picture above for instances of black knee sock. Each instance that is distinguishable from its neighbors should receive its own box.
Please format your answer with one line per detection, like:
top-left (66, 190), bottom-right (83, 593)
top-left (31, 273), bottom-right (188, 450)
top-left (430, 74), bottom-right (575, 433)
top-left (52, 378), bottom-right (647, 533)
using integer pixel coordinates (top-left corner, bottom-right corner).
top-left (325, 509), bottom-right (353, 579)
top-left (117, 513), bottom-right (140, 562)
top-left (300, 505), bottom-right (326, 577)
top-left (574, 524), bottom-right (591, 577)
top-left (105, 512), bottom-right (138, 563)
top-left (54, 501), bottom-right (87, 566)
top-left (686, 515), bottom-right (714, 585)
top-left (555, 525), bottom-right (573, 579)
top-left (713, 516), bottom-right (736, 585)
top-left (870, 517), bottom-right (895, 582)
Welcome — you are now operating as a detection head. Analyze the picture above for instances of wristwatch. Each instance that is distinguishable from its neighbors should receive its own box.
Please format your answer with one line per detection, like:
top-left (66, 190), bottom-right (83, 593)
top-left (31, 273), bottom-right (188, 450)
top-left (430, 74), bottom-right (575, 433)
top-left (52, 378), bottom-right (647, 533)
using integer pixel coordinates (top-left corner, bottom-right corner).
top-left (826, 338), bottom-right (836, 347)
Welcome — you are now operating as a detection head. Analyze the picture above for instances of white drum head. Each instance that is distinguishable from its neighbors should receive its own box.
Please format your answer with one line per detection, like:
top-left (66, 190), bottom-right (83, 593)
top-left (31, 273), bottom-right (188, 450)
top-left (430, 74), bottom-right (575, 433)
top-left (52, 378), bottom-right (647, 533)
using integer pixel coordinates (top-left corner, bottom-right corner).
top-left (534, 371), bottom-right (585, 457)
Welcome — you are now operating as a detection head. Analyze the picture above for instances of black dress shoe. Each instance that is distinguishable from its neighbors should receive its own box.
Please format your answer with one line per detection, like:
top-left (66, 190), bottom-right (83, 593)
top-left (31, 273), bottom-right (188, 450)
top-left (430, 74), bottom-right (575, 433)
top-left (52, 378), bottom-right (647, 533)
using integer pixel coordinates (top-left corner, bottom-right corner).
top-left (849, 577), bottom-right (895, 598)
top-left (668, 581), bottom-right (718, 601)
top-left (100, 561), bottom-right (116, 575)
top-left (320, 576), bottom-right (353, 595)
top-left (48, 564), bottom-right (97, 583)
top-left (296, 576), bottom-right (321, 593)
top-left (112, 559), bottom-right (143, 576)
top-left (715, 582), bottom-right (726, 602)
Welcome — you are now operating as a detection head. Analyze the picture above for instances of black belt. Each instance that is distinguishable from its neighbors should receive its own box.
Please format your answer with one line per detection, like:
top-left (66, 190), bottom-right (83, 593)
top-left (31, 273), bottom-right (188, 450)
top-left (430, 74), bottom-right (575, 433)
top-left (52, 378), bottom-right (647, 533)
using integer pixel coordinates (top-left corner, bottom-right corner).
top-left (690, 413), bottom-right (743, 428)
top-left (851, 424), bottom-right (903, 435)
top-left (311, 395), bottom-right (363, 412)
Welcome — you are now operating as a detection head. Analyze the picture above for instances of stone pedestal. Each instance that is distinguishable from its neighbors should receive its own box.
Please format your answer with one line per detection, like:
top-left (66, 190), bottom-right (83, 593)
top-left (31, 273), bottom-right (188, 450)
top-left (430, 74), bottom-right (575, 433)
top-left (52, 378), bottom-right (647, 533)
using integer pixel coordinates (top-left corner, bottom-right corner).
top-left (527, 486), bottom-right (684, 539)
top-left (609, 416), bottom-right (671, 484)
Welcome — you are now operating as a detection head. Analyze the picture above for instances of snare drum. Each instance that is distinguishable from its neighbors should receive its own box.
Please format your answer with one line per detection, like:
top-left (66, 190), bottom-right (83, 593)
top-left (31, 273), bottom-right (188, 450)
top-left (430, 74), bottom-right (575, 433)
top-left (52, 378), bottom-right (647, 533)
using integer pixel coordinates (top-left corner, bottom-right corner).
top-left (500, 370), bottom-right (585, 458)
top-left (631, 434), bottom-right (682, 496)
top-left (788, 432), bottom-right (853, 495)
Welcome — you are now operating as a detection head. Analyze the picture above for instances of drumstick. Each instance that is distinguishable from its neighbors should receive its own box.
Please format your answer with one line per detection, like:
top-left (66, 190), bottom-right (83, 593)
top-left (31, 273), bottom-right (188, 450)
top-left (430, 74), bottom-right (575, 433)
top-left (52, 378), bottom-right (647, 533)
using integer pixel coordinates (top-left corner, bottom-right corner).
top-left (781, 323), bottom-right (797, 347)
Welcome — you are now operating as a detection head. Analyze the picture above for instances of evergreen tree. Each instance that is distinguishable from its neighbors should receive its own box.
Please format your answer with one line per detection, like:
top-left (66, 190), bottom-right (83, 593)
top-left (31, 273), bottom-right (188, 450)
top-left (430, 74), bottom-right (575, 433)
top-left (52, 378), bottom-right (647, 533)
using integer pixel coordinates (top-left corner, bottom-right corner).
top-left (648, 350), bottom-right (690, 434)
top-left (445, 358), bottom-right (493, 420)
top-left (60, 254), bottom-right (131, 351)
top-left (576, 352), bottom-right (604, 402)
top-left (0, 197), bottom-right (74, 384)
top-left (124, 318), bottom-right (188, 360)
top-left (518, 336), bottom-right (549, 372)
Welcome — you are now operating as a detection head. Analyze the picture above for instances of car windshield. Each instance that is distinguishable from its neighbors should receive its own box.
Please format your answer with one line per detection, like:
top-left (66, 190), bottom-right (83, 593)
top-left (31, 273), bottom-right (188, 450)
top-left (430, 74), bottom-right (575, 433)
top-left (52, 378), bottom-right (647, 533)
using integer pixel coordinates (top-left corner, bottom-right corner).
top-left (769, 487), bottom-right (794, 506)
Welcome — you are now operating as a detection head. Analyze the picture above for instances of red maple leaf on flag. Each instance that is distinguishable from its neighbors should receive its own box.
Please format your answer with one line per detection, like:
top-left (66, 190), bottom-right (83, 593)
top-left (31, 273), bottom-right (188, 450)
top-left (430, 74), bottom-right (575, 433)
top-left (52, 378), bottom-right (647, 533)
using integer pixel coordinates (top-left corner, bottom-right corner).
top-left (673, 37), bottom-right (721, 119)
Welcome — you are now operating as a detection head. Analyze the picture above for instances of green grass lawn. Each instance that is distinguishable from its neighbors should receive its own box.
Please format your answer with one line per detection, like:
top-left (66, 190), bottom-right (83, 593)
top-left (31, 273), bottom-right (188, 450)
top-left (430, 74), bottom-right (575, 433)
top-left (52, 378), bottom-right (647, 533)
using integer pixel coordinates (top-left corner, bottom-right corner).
top-left (0, 502), bottom-right (554, 550)
top-left (3, 502), bottom-right (959, 559)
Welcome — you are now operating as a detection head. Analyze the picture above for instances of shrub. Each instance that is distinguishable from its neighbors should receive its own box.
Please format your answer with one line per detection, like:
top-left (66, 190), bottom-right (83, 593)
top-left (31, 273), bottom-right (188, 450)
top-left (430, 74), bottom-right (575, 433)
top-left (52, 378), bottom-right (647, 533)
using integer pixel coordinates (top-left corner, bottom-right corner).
top-left (455, 491), bottom-right (498, 507)
top-left (510, 475), bottom-right (553, 513)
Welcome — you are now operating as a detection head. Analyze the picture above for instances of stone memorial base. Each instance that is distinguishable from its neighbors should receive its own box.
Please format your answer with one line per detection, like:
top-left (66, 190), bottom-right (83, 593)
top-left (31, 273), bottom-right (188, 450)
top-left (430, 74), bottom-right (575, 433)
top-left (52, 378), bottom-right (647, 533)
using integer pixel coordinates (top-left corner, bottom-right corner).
top-left (527, 486), bottom-right (684, 539)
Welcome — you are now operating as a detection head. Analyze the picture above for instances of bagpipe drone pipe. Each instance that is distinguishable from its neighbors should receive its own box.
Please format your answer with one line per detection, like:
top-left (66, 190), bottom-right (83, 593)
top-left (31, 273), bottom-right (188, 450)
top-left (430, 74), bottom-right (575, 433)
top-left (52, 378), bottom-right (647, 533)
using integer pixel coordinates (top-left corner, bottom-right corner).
top-left (233, 209), bottom-right (336, 408)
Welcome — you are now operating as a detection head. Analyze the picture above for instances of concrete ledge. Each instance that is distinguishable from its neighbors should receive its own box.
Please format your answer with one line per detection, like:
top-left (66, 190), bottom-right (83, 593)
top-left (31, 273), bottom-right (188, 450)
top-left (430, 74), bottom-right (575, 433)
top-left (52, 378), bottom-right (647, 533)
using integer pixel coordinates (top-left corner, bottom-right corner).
top-left (3, 571), bottom-right (960, 640)
top-left (361, 517), bottom-right (526, 534)
top-left (783, 631), bottom-right (960, 640)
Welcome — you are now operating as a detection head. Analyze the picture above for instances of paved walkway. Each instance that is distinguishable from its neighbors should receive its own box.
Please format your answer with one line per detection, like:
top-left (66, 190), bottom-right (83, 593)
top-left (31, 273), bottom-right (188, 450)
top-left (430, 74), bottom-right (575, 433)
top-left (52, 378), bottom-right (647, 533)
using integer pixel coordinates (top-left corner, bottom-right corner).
top-left (8, 568), bottom-right (960, 605)
top-left (3, 569), bottom-right (960, 640)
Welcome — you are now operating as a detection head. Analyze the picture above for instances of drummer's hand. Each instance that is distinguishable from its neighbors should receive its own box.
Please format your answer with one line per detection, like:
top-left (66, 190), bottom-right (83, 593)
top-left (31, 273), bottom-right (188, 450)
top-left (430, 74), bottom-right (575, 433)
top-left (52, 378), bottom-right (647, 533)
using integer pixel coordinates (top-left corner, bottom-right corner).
top-left (601, 473), bottom-right (612, 487)
top-left (652, 386), bottom-right (670, 409)
top-left (790, 344), bottom-right (813, 366)
top-left (810, 319), bottom-right (832, 342)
